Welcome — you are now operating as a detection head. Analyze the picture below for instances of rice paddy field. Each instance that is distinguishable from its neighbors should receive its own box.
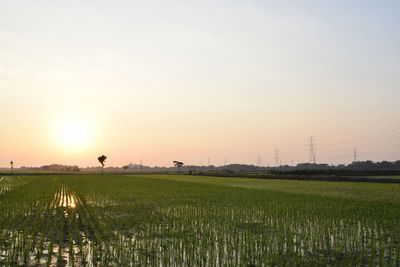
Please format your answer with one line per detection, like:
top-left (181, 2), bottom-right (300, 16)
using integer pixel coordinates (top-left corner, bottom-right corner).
top-left (1, 174), bottom-right (400, 266)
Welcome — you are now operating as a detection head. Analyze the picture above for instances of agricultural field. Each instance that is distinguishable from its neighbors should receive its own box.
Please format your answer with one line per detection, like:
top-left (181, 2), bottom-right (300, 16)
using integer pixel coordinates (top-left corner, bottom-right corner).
top-left (1, 174), bottom-right (400, 266)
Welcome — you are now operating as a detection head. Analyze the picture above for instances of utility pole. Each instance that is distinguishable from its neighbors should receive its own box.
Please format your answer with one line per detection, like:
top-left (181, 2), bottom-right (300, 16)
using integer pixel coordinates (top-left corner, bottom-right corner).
top-left (207, 157), bottom-right (210, 166)
top-left (257, 155), bottom-right (261, 167)
top-left (275, 150), bottom-right (280, 167)
top-left (140, 158), bottom-right (143, 174)
top-left (353, 149), bottom-right (357, 162)
top-left (308, 136), bottom-right (316, 164)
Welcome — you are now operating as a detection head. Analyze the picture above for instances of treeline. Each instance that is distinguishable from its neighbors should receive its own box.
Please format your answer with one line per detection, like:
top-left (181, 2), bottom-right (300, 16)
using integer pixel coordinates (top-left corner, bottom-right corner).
top-left (79, 161), bottom-right (400, 174)
top-left (81, 163), bottom-right (269, 172)
top-left (271, 161), bottom-right (400, 176)
top-left (20, 164), bottom-right (80, 172)
top-left (10, 160), bottom-right (400, 176)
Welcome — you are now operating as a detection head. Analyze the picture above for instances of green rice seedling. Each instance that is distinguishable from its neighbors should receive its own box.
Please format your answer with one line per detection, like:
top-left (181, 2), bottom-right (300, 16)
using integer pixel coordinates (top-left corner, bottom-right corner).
top-left (1, 174), bottom-right (400, 265)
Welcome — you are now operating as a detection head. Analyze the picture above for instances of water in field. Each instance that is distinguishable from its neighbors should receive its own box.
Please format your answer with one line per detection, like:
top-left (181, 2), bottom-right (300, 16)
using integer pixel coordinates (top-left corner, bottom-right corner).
top-left (0, 175), bottom-right (400, 266)
top-left (52, 185), bottom-right (78, 209)
top-left (0, 176), bottom-right (24, 195)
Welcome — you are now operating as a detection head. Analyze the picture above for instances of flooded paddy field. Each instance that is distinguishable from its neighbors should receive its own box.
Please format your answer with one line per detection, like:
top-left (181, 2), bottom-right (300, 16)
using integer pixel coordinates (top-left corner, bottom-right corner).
top-left (0, 174), bottom-right (400, 266)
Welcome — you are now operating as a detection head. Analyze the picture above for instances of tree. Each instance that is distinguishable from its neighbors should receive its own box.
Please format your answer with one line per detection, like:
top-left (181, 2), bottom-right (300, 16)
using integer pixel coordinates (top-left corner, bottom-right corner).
top-left (173, 161), bottom-right (184, 172)
top-left (98, 155), bottom-right (107, 174)
top-left (10, 161), bottom-right (13, 174)
top-left (123, 165), bottom-right (129, 170)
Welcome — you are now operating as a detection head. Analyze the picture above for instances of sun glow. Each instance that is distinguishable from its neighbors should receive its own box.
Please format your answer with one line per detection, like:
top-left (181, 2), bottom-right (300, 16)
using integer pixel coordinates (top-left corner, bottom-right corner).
top-left (55, 119), bottom-right (89, 150)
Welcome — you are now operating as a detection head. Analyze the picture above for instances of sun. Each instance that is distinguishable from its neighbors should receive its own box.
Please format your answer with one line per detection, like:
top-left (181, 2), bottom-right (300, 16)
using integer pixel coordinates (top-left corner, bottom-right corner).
top-left (56, 120), bottom-right (89, 150)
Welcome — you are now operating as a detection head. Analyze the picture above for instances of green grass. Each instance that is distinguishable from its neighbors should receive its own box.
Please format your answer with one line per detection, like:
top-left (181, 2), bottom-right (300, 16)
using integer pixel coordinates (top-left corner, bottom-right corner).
top-left (145, 174), bottom-right (400, 203)
top-left (1, 174), bottom-right (400, 266)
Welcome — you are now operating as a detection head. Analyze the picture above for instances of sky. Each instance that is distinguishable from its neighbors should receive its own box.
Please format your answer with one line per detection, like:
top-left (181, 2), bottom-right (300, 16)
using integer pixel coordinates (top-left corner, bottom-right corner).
top-left (1, 1), bottom-right (399, 168)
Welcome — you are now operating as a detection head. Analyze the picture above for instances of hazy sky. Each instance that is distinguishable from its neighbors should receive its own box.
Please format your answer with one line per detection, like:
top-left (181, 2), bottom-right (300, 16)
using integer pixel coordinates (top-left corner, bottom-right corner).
top-left (1, 1), bottom-right (399, 167)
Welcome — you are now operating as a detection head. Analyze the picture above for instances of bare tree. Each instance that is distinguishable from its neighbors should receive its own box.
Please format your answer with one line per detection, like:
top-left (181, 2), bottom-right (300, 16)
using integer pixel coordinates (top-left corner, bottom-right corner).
top-left (98, 155), bottom-right (107, 174)
top-left (173, 161), bottom-right (184, 172)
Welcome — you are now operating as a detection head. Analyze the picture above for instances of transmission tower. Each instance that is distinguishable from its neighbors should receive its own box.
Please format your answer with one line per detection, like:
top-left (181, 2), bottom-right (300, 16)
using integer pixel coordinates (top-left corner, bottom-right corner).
top-left (275, 150), bottom-right (280, 167)
top-left (308, 136), bottom-right (316, 163)
top-left (353, 148), bottom-right (357, 162)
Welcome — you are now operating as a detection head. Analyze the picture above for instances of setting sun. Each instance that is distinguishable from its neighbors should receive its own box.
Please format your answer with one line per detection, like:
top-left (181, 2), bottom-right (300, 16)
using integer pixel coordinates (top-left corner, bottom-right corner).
top-left (55, 120), bottom-right (89, 150)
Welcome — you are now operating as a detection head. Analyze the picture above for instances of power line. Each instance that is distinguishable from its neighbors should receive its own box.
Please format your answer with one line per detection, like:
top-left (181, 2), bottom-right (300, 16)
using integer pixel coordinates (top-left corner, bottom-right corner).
top-left (320, 142), bottom-right (400, 161)
top-left (320, 122), bottom-right (400, 146)
top-left (359, 143), bottom-right (400, 156)
top-left (318, 132), bottom-right (400, 153)
top-left (316, 122), bottom-right (400, 162)
top-left (355, 133), bottom-right (400, 150)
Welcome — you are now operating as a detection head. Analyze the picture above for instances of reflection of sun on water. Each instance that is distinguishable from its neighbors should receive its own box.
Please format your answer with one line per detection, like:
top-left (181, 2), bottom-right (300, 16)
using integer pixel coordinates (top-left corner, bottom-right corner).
top-left (53, 186), bottom-right (78, 209)
top-left (60, 194), bottom-right (77, 208)
top-left (69, 197), bottom-right (76, 208)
